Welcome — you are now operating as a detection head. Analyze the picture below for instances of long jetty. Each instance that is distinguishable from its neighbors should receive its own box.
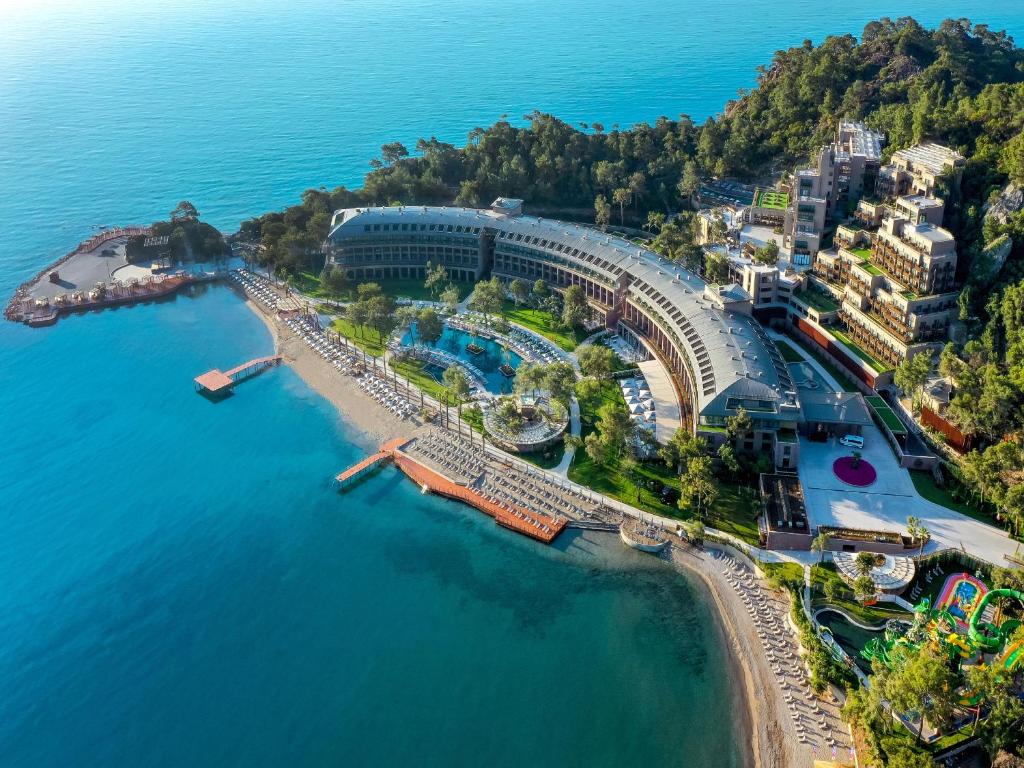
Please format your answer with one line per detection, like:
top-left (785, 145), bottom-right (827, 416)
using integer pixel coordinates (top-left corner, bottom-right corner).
top-left (194, 355), bottom-right (282, 395)
top-left (334, 438), bottom-right (407, 488)
top-left (335, 437), bottom-right (567, 544)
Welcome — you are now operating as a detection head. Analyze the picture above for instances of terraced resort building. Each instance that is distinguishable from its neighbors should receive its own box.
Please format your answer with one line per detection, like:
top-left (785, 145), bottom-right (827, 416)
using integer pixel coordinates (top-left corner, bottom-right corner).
top-left (325, 200), bottom-right (804, 469)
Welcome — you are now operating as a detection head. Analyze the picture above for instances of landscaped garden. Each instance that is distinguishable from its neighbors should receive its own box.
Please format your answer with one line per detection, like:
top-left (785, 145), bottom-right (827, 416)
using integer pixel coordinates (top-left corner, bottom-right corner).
top-left (830, 328), bottom-right (892, 373)
top-left (502, 301), bottom-right (587, 351)
top-left (294, 270), bottom-right (473, 303)
top-left (331, 316), bottom-right (387, 356)
top-left (794, 288), bottom-right (839, 313)
top-left (865, 395), bottom-right (907, 435)
top-left (754, 189), bottom-right (789, 210)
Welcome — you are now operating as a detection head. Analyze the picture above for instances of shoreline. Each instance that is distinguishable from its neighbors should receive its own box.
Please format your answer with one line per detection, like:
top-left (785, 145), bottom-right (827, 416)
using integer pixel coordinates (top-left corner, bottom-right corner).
top-left (668, 545), bottom-right (790, 768)
top-left (238, 289), bottom-right (414, 452)
top-left (236, 289), bottom-right (797, 768)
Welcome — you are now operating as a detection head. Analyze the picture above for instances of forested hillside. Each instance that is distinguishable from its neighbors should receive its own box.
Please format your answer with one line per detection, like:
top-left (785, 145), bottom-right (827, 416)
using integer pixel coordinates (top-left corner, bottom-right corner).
top-left (241, 17), bottom-right (1023, 271)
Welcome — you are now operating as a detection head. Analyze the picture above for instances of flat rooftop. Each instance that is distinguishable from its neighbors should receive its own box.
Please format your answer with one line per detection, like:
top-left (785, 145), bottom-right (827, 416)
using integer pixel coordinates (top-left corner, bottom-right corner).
top-left (892, 143), bottom-right (965, 175)
top-left (899, 194), bottom-right (943, 209)
top-left (838, 120), bottom-right (884, 160)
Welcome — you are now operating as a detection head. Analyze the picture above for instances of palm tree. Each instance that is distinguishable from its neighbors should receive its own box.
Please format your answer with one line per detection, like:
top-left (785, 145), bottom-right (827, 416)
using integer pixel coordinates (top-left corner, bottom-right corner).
top-left (905, 515), bottom-right (931, 555)
top-left (811, 531), bottom-right (829, 563)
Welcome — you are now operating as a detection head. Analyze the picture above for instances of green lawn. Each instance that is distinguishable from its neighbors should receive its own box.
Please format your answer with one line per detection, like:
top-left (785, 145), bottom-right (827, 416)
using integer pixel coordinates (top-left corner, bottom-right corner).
top-left (755, 190), bottom-right (789, 210)
top-left (848, 246), bottom-right (872, 259)
top-left (795, 289), bottom-right (840, 313)
top-left (503, 301), bottom-right (586, 351)
top-left (858, 260), bottom-right (883, 277)
top-left (709, 485), bottom-right (762, 545)
top-left (566, 378), bottom-right (762, 543)
top-left (830, 328), bottom-right (891, 373)
top-left (865, 395), bottom-right (907, 435)
top-left (568, 450), bottom-right (761, 544)
top-left (331, 317), bottom-right (387, 356)
top-left (389, 357), bottom-right (451, 402)
top-left (908, 470), bottom-right (1000, 529)
top-left (810, 563), bottom-right (914, 625)
top-left (290, 270), bottom-right (327, 297)
top-left (519, 443), bottom-right (566, 470)
top-left (773, 339), bottom-right (805, 363)
top-left (761, 561), bottom-right (804, 587)
top-left (781, 333), bottom-right (859, 392)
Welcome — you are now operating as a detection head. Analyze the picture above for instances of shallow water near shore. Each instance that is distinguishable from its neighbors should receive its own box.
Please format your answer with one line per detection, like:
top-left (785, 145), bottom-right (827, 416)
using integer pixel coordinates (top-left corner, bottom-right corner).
top-left (0, 285), bottom-right (748, 766)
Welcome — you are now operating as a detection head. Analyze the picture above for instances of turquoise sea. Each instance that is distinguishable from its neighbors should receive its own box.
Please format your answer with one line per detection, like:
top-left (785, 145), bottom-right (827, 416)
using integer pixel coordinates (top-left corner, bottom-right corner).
top-left (1, 2), bottom-right (1022, 766)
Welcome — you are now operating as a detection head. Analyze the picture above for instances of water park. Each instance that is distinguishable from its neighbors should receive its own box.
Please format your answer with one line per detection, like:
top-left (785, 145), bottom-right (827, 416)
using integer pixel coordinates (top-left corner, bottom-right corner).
top-left (816, 567), bottom-right (1024, 744)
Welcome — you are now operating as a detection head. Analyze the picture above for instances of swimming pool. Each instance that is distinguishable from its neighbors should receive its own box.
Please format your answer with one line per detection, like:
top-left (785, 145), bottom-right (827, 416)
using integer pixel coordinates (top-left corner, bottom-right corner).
top-left (403, 322), bottom-right (523, 394)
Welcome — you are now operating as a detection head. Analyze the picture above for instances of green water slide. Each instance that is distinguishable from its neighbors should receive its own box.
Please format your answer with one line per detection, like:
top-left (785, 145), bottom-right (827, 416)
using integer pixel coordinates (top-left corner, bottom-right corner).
top-left (968, 589), bottom-right (1024, 653)
top-left (1001, 640), bottom-right (1023, 672)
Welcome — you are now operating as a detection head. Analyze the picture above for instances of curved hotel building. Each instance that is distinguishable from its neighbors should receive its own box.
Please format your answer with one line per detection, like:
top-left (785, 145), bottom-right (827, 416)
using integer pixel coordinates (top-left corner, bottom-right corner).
top-left (326, 199), bottom-right (802, 469)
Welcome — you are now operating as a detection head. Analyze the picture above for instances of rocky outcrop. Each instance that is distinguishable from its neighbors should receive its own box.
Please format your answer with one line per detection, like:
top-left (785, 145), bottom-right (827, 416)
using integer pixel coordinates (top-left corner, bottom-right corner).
top-left (984, 182), bottom-right (1024, 227)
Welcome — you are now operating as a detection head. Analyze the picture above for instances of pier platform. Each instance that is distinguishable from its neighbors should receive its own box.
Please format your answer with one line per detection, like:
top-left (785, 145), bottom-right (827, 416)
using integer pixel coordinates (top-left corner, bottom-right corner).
top-left (194, 355), bottom-right (282, 395)
top-left (334, 436), bottom-right (567, 544)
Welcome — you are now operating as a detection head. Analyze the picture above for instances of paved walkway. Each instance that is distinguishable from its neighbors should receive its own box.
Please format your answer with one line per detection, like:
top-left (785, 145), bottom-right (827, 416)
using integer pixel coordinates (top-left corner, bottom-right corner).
top-left (798, 425), bottom-right (1020, 566)
top-left (551, 397), bottom-right (581, 476)
top-left (767, 328), bottom-right (1020, 567)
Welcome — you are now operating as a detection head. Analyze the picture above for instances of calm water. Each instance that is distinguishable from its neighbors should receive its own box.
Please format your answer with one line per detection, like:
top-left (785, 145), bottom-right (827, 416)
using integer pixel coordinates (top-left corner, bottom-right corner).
top-left (2, 2), bottom-right (1023, 766)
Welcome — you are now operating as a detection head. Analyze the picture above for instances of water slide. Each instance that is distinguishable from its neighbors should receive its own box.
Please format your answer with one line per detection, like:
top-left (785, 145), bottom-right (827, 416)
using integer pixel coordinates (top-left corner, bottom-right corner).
top-left (968, 588), bottom-right (1024, 653)
top-left (999, 639), bottom-right (1023, 672)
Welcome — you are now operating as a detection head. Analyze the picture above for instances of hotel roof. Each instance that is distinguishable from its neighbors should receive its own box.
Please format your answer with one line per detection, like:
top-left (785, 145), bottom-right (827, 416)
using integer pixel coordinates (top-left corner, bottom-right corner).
top-left (899, 194), bottom-right (943, 210)
top-left (328, 206), bottom-right (798, 421)
top-left (837, 120), bottom-right (883, 161)
top-left (891, 143), bottom-right (965, 175)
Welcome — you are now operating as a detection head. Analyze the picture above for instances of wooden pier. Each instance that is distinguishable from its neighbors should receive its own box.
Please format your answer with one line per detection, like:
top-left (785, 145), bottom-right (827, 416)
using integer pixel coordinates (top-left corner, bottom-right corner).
top-left (194, 355), bottom-right (282, 395)
top-left (334, 437), bottom-right (566, 544)
top-left (334, 438), bottom-right (407, 488)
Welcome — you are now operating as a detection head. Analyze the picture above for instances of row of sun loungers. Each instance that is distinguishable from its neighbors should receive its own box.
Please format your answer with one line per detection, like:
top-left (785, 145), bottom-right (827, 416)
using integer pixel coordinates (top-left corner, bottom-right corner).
top-left (356, 374), bottom-right (417, 418)
top-left (249, 286), bottom-right (420, 420)
top-left (230, 270), bottom-right (280, 311)
top-left (711, 551), bottom-right (848, 755)
top-left (409, 430), bottom-right (486, 479)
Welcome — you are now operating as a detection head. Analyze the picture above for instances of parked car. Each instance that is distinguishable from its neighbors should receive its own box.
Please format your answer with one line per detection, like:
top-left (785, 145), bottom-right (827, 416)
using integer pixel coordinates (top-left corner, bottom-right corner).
top-left (839, 434), bottom-right (864, 449)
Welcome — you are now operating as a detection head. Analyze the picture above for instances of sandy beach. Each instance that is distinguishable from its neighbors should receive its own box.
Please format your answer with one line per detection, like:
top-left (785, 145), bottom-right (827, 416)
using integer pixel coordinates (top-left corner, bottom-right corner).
top-left (238, 288), bottom-right (815, 768)
top-left (671, 545), bottom-right (795, 768)
top-left (240, 293), bottom-right (415, 451)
